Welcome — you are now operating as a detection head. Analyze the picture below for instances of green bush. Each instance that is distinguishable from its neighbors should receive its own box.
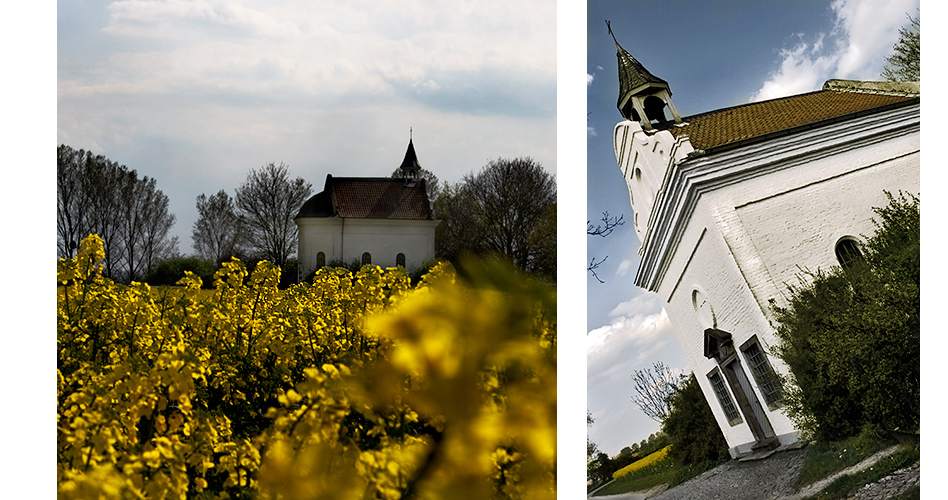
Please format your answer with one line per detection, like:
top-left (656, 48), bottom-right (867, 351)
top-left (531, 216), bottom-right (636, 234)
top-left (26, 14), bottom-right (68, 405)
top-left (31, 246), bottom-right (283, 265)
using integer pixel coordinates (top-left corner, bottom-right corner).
top-left (662, 374), bottom-right (729, 466)
top-left (771, 191), bottom-right (919, 442)
top-left (145, 256), bottom-right (217, 287)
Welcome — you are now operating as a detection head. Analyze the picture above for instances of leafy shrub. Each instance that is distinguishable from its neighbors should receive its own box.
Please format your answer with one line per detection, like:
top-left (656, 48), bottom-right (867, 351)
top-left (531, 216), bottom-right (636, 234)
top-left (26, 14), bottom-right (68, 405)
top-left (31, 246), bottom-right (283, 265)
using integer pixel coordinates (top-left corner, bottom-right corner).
top-left (145, 256), bottom-right (217, 287)
top-left (771, 192), bottom-right (919, 442)
top-left (662, 374), bottom-right (730, 466)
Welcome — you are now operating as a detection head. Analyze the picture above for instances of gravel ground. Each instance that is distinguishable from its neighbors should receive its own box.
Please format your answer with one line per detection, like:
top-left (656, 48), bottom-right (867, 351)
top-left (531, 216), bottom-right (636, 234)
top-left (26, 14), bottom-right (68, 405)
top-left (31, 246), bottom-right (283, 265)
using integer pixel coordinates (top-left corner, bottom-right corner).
top-left (591, 445), bottom-right (919, 500)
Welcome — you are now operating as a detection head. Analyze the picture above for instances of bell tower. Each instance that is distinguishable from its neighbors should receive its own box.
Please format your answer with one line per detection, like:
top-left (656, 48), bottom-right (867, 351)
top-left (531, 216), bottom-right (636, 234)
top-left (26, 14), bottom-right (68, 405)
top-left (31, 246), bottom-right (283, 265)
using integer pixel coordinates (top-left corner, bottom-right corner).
top-left (609, 21), bottom-right (682, 131)
top-left (609, 22), bottom-right (693, 247)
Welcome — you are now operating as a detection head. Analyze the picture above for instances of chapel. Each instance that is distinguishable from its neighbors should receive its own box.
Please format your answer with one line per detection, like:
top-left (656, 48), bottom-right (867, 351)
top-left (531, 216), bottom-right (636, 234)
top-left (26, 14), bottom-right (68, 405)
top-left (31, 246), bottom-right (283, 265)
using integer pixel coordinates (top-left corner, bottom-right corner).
top-left (609, 30), bottom-right (920, 457)
top-left (294, 138), bottom-right (440, 279)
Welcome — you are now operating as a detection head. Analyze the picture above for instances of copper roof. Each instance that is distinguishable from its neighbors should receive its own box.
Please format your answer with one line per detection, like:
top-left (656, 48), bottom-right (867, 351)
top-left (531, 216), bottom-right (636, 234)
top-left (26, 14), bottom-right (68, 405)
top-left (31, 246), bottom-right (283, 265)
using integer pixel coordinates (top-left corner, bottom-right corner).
top-left (295, 175), bottom-right (434, 220)
top-left (668, 82), bottom-right (919, 152)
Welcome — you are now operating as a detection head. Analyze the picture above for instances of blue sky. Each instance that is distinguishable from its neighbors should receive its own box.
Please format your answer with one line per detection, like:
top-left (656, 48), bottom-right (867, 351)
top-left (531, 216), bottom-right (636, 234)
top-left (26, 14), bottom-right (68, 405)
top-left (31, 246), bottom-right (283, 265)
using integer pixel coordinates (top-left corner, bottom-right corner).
top-left (56, 0), bottom-right (557, 250)
top-left (586, 0), bottom-right (919, 456)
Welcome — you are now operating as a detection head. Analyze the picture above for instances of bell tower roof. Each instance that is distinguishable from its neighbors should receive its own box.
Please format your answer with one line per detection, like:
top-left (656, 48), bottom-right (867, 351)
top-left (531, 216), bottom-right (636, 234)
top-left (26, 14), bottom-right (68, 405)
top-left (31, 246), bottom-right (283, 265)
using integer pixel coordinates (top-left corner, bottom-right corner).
top-left (608, 21), bottom-right (682, 129)
top-left (611, 29), bottom-right (669, 106)
top-left (398, 128), bottom-right (421, 177)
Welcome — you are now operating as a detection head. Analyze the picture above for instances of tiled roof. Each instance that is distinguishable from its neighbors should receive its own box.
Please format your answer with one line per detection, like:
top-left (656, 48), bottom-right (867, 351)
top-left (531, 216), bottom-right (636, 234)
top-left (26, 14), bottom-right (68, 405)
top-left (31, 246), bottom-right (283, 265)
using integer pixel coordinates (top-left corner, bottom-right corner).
top-left (668, 82), bottom-right (919, 152)
top-left (295, 175), bottom-right (434, 220)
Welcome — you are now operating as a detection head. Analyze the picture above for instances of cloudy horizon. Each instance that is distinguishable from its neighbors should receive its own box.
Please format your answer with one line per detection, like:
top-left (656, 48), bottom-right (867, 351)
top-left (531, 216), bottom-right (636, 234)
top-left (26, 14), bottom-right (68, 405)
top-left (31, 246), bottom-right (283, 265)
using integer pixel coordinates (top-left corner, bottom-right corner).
top-left (58, 0), bottom-right (557, 253)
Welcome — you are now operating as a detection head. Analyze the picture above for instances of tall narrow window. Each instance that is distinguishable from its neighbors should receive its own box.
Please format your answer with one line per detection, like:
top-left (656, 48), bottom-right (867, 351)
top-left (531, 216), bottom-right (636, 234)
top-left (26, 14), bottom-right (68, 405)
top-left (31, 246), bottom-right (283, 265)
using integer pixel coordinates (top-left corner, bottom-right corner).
top-left (708, 369), bottom-right (742, 426)
top-left (835, 237), bottom-right (863, 270)
top-left (740, 337), bottom-right (783, 410)
top-left (316, 252), bottom-right (325, 268)
top-left (396, 253), bottom-right (406, 268)
top-left (362, 252), bottom-right (371, 265)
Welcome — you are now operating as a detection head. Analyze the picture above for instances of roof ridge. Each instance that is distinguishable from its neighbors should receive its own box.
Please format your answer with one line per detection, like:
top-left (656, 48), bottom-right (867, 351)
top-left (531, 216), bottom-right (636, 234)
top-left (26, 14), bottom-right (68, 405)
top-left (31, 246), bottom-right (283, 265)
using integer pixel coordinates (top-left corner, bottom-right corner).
top-left (822, 79), bottom-right (920, 97)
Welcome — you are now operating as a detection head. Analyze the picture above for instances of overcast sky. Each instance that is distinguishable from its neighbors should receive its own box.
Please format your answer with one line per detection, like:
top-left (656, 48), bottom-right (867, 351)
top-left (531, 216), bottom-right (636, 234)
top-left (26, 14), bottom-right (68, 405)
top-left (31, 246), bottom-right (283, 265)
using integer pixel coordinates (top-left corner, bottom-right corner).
top-left (57, 0), bottom-right (557, 250)
top-left (587, 0), bottom-right (920, 456)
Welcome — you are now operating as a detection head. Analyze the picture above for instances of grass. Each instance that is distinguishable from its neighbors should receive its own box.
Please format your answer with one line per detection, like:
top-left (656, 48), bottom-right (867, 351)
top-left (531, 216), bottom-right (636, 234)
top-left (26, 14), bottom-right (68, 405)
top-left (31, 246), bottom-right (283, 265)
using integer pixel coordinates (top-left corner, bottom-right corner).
top-left (793, 430), bottom-right (895, 489)
top-left (591, 446), bottom-right (725, 497)
top-left (801, 441), bottom-right (919, 500)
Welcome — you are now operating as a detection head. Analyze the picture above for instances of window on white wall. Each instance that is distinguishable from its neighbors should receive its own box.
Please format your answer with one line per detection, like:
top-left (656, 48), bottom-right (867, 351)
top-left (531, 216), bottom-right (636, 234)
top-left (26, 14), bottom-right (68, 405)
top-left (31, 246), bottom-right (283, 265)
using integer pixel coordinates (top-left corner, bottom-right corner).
top-left (708, 368), bottom-right (742, 426)
top-left (835, 237), bottom-right (864, 270)
top-left (396, 253), bottom-right (406, 267)
top-left (362, 252), bottom-right (371, 265)
top-left (740, 336), bottom-right (783, 410)
top-left (316, 252), bottom-right (325, 268)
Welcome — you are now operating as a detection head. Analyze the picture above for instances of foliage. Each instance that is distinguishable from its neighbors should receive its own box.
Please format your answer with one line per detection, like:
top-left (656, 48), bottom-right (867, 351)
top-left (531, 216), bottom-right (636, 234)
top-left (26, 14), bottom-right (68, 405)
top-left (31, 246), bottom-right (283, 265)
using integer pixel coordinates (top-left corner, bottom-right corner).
top-left (193, 190), bottom-right (246, 263)
top-left (145, 256), bottom-right (218, 288)
top-left (590, 447), bottom-right (675, 497)
top-left (882, 12), bottom-right (920, 82)
top-left (613, 445), bottom-right (670, 479)
top-left (57, 144), bottom-right (178, 283)
top-left (58, 234), bottom-right (556, 499)
top-left (631, 361), bottom-right (684, 423)
top-left (661, 374), bottom-right (730, 467)
top-left (771, 192), bottom-right (919, 442)
top-left (235, 162), bottom-right (313, 268)
top-left (434, 157), bottom-right (556, 281)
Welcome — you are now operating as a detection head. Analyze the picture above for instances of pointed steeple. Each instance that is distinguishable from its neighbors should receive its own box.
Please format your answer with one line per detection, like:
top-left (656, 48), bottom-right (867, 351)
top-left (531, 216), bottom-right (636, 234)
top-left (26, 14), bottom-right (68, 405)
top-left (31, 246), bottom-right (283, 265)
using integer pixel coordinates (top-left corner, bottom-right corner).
top-left (398, 128), bottom-right (421, 179)
top-left (608, 21), bottom-right (682, 130)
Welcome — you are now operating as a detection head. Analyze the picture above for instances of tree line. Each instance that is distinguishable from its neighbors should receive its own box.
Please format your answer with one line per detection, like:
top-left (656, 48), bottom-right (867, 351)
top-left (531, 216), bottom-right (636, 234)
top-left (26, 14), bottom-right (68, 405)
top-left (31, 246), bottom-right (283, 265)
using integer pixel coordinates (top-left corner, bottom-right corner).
top-left (57, 145), bottom-right (178, 283)
top-left (58, 145), bottom-right (556, 285)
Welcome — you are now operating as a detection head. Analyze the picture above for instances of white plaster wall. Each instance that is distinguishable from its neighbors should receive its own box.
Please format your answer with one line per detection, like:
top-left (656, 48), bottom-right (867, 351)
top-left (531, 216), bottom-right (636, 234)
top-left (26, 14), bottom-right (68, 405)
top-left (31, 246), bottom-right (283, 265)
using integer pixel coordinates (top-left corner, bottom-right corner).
top-left (614, 120), bottom-right (694, 243)
top-left (297, 217), bottom-right (438, 278)
top-left (648, 117), bottom-right (919, 456)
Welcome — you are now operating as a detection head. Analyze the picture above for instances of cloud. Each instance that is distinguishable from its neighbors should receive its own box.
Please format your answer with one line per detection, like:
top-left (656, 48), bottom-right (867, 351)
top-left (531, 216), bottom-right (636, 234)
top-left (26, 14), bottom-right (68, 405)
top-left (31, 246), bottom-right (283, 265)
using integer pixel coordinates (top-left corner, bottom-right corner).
top-left (587, 73), bottom-right (594, 86)
top-left (752, 0), bottom-right (918, 101)
top-left (587, 291), bottom-right (674, 386)
top-left (587, 126), bottom-right (597, 138)
top-left (615, 258), bottom-right (633, 277)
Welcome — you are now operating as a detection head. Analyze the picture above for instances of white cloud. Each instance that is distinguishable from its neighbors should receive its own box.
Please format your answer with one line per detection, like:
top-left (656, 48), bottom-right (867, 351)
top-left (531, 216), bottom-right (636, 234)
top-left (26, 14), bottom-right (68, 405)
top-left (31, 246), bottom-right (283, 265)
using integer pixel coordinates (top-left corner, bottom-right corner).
top-left (587, 73), bottom-right (594, 86)
top-left (587, 125), bottom-right (597, 138)
top-left (752, 0), bottom-right (919, 102)
top-left (615, 258), bottom-right (633, 277)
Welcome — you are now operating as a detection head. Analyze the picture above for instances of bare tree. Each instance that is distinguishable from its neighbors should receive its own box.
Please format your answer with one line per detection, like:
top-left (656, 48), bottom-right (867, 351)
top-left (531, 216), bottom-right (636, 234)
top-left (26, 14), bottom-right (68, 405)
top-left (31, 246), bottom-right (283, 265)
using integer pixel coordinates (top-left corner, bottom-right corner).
top-left (631, 362), bottom-right (685, 423)
top-left (882, 11), bottom-right (920, 82)
top-left (57, 144), bottom-right (178, 283)
top-left (465, 157), bottom-right (557, 275)
top-left (193, 190), bottom-right (245, 263)
top-left (235, 162), bottom-right (312, 268)
top-left (587, 211), bottom-right (625, 283)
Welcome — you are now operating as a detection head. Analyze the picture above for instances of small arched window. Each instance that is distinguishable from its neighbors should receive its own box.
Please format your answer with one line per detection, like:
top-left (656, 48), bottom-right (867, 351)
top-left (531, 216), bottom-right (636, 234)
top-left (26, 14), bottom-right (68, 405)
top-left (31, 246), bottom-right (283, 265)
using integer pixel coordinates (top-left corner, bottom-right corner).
top-left (362, 252), bottom-right (372, 265)
top-left (396, 253), bottom-right (406, 268)
top-left (316, 252), bottom-right (325, 268)
top-left (835, 238), bottom-right (864, 270)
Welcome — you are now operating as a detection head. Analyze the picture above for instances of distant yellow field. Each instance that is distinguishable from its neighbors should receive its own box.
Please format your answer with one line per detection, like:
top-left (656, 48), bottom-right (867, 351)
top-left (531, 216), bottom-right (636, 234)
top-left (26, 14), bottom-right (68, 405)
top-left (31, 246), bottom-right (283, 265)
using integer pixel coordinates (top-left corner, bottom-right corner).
top-left (613, 445), bottom-right (672, 479)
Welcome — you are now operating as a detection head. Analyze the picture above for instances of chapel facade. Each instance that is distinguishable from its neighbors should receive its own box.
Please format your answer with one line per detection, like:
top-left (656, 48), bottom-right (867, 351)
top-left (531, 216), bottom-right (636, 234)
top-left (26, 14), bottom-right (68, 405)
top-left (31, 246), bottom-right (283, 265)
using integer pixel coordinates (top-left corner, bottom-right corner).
top-left (610, 32), bottom-right (920, 457)
top-left (294, 138), bottom-right (440, 279)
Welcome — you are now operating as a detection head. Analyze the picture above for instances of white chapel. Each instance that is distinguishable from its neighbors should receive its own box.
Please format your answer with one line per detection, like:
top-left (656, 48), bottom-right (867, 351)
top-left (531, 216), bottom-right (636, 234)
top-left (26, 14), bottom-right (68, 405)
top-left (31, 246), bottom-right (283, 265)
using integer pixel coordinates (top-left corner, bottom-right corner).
top-left (609, 31), bottom-right (920, 457)
top-left (294, 138), bottom-right (440, 279)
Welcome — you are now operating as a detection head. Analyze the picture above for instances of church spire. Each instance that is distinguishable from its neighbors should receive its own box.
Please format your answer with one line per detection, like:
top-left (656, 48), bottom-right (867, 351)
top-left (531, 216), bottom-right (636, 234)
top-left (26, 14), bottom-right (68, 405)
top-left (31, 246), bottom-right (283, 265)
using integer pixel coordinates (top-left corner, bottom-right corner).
top-left (398, 128), bottom-right (421, 179)
top-left (608, 21), bottom-right (682, 130)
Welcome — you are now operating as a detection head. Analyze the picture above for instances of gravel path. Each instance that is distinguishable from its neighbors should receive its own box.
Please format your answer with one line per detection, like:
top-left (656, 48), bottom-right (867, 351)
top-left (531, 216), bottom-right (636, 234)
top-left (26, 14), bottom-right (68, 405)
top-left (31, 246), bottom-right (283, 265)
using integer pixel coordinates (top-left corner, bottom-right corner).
top-left (590, 445), bottom-right (919, 500)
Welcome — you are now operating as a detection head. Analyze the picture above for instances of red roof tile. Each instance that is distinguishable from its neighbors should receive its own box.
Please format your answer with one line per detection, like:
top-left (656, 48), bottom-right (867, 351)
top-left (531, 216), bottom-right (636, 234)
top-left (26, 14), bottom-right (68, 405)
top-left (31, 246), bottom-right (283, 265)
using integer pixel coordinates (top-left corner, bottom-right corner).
top-left (668, 83), bottom-right (919, 152)
top-left (296, 175), bottom-right (434, 220)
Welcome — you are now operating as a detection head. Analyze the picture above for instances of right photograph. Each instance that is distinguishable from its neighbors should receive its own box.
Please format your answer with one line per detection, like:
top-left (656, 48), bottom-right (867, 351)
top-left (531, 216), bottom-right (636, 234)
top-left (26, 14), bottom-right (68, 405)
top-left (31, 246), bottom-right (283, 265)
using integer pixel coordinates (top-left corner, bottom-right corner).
top-left (586, 1), bottom-right (920, 498)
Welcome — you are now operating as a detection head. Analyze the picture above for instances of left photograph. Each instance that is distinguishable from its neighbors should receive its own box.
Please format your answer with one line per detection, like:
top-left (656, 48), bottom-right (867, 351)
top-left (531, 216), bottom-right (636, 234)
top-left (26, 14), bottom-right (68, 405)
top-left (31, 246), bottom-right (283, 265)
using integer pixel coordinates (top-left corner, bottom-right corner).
top-left (56, 1), bottom-right (557, 498)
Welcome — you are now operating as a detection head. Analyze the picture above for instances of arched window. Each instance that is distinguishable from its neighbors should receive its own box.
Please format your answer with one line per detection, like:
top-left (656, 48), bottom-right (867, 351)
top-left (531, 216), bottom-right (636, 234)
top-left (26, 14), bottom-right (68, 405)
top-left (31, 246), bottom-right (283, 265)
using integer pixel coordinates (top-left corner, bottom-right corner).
top-left (362, 252), bottom-right (371, 265)
top-left (316, 252), bottom-right (325, 268)
top-left (396, 253), bottom-right (406, 268)
top-left (835, 238), bottom-right (863, 270)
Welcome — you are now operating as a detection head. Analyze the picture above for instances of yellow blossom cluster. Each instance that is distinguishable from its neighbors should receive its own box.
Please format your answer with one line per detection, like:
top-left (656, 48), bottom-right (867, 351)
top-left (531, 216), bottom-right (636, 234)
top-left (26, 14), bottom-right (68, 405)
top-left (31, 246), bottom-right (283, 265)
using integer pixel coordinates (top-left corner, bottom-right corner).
top-left (611, 445), bottom-right (672, 480)
top-left (58, 234), bottom-right (556, 499)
